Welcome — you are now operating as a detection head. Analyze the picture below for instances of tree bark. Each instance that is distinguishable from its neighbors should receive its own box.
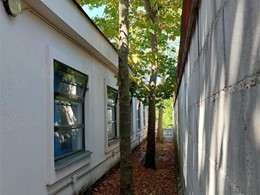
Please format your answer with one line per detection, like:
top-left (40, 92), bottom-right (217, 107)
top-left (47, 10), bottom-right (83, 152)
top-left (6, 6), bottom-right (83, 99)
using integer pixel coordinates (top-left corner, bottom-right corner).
top-left (157, 106), bottom-right (164, 143)
top-left (118, 0), bottom-right (133, 194)
top-left (144, 80), bottom-right (157, 169)
top-left (144, 0), bottom-right (158, 170)
top-left (157, 75), bottom-right (165, 143)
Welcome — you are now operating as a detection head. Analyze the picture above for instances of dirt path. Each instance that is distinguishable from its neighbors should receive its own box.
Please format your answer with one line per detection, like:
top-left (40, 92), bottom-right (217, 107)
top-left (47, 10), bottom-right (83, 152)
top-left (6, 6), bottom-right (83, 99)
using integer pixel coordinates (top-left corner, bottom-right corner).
top-left (84, 138), bottom-right (178, 195)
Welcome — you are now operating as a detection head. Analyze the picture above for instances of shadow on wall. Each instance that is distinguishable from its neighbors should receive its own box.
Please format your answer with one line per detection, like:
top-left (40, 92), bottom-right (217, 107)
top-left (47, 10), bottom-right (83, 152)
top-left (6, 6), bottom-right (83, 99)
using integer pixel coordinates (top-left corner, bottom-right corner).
top-left (220, 0), bottom-right (260, 194)
top-left (180, 0), bottom-right (259, 194)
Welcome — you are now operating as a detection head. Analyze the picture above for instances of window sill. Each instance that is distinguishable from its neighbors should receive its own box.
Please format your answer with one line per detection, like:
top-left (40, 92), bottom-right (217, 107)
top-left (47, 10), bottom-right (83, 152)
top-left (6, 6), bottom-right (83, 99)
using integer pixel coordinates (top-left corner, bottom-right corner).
top-left (108, 138), bottom-right (119, 146)
top-left (55, 150), bottom-right (92, 171)
top-left (106, 138), bottom-right (119, 154)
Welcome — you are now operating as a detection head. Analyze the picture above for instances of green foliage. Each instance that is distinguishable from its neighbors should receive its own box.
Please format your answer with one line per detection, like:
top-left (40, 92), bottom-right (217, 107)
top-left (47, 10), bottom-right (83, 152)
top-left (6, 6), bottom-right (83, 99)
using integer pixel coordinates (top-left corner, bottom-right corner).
top-left (155, 98), bottom-right (174, 129)
top-left (162, 98), bottom-right (174, 129)
top-left (78, 0), bottom-right (182, 104)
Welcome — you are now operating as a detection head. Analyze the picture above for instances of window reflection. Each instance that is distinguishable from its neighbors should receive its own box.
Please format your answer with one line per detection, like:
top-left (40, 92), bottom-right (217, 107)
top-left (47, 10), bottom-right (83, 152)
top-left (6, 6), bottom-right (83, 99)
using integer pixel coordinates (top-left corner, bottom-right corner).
top-left (107, 87), bottom-right (117, 141)
top-left (54, 60), bottom-right (88, 160)
top-left (54, 101), bottom-right (82, 126)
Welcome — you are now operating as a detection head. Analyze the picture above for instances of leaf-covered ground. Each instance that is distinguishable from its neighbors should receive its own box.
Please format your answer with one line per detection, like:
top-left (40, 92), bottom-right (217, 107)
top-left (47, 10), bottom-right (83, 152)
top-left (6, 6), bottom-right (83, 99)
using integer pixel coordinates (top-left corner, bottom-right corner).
top-left (85, 138), bottom-right (178, 195)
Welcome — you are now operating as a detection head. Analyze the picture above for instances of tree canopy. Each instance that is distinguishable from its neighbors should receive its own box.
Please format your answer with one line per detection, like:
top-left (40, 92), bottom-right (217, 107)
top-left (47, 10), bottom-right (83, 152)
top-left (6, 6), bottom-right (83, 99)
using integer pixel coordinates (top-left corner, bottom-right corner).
top-left (78, 0), bottom-right (182, 169)
top-left (79, 0), bottom-right (182, 104)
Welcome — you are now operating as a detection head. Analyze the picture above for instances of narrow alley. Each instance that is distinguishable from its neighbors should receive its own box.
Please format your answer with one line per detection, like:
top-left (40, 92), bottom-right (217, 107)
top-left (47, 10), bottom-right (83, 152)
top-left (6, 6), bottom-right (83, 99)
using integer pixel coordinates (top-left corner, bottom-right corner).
top-left (84, 135), bottom-right (179, 195)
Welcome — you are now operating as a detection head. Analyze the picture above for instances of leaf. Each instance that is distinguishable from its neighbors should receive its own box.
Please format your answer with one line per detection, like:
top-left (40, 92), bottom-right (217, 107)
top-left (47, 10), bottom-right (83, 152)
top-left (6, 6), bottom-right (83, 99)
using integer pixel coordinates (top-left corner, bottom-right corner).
top-left (85, 140), bottom-right (178, 194)
top-left (131, 54), bottom-right (140, 64)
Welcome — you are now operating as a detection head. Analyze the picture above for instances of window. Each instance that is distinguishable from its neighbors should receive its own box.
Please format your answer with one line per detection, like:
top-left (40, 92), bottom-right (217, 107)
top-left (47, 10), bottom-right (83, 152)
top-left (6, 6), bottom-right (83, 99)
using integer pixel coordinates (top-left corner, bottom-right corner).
top-left (107, 86), bottom-right (118, 142)
top-left (130, 98), bottom-right (134, 134)
top-left (137, 101), bottom-right (141, 130)
top-left (54, 60), bottom-right (88, 163)
top-left (143, 106), bottom-right (146, 127)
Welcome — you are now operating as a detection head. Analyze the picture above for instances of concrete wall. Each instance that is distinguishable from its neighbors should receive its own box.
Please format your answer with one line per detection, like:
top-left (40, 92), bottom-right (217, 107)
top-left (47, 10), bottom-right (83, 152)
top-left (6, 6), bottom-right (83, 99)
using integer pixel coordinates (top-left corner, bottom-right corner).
top-left (0, 1), bottom-right (147, 195)
top-left (175, 0), bottom-right (259, 194)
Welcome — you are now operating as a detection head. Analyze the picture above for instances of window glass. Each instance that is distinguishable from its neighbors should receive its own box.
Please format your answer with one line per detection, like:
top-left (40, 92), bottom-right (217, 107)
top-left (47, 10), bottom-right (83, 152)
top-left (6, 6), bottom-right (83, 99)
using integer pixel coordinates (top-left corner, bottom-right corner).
top-left (54, 69), bottom-right (85, 97)
top-left (143, 106), bottom-right (146, 127)
top-left (54, 100), bottom-right (82, 126)
top-left (54, 60), bottom-right (88, 161)
top-left (137, 102), bottom-right (141, 129)
top-left (107, 87), bottom-right (117, 105)
top-left (107, 107), bottom-right (116, 139)
top-left (130, 99), bottom-right (133, 133)
top-left (107, 87), bottom-right (117, 141)
top-left (54, 128), bottom-right (83, 158)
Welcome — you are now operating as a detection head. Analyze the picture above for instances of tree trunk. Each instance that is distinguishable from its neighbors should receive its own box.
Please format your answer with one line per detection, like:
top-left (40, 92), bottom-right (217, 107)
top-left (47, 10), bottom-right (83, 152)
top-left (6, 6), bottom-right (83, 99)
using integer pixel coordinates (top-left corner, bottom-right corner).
top-left (144, 0), bottom-right (158, 170)
top-left (144, 81), bottom-right (157, 169)
top-left (119, 0), bottom-right (133, 194)
top-left (157, 106), bottom-right (164, 143)
top-left (157, 75), bottom-right (165, 143)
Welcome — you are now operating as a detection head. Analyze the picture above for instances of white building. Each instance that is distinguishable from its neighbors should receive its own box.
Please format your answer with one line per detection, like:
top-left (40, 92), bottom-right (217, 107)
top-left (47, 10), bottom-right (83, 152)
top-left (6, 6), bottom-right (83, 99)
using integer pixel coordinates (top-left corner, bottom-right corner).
top-left (0, 0), bottom-right (147, 194)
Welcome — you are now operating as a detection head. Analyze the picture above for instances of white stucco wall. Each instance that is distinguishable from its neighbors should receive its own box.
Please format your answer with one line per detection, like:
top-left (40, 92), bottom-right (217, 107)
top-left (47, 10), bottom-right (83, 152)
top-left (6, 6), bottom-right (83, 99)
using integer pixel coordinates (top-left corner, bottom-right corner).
top-left (175, 0), bottom-right (259, 194)
top-left (0, 1), bottom-right (147, 195)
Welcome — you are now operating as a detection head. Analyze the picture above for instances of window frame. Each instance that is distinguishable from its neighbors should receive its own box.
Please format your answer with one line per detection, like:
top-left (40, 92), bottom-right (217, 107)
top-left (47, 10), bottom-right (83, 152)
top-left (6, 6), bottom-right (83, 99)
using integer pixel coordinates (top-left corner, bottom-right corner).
top-left (130, 97), bottom-right (134, 134)
top-left (106, 86), bottom-right (118, 145)
top-left (137, 101), bottom-right (141, 130)
top-left (53, 60), bottom-right (89, 164)
top-left (143, 106), bottom-right (146, 128)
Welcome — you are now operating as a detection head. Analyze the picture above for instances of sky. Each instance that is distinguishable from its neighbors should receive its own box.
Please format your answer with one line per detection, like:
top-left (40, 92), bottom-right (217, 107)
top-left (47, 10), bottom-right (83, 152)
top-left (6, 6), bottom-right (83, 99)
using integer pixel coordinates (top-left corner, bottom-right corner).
top-left (82, 5), bottom-right (105, 18)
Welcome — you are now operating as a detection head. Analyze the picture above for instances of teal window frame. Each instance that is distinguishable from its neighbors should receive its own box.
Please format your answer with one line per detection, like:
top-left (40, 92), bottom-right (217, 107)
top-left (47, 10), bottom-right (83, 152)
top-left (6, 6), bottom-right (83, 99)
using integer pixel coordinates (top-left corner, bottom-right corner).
top-left (53, 60), bottom-right (88, 163)
top-left (143, 106), bottom-right (146, 127)
top-left (107, 86), bottom-right (118, 142)
top-left (137, 102), bottom-right (141, 129)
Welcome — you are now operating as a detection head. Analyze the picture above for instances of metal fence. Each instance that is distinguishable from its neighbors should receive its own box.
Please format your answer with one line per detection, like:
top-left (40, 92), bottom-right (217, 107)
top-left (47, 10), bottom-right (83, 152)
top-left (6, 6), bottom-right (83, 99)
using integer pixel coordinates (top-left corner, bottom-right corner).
top-left (163, 129), bottom-right (174, 137)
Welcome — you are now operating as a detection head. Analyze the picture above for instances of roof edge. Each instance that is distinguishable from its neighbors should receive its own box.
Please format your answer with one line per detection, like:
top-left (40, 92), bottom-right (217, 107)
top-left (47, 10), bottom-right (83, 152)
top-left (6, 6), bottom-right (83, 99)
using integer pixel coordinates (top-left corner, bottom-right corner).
top-left (71, 0), bottom-right (118, 52)
top-left (174, 0), bottom-right (201, 105)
